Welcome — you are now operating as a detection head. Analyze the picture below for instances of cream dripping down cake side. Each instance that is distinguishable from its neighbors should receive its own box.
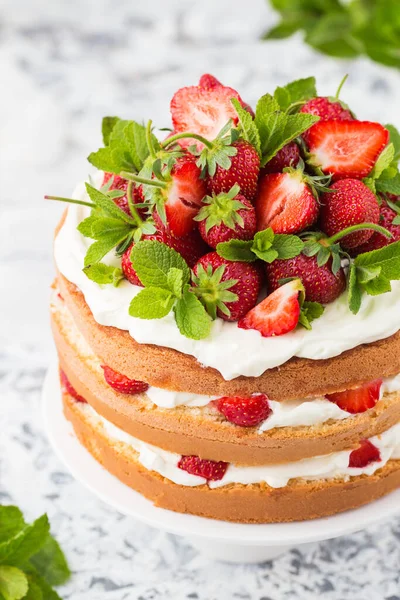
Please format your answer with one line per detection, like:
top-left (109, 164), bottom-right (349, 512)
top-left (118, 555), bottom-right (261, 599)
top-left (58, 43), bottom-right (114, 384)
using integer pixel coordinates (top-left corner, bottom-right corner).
top-left (48, 73), bottom-right (400, 523)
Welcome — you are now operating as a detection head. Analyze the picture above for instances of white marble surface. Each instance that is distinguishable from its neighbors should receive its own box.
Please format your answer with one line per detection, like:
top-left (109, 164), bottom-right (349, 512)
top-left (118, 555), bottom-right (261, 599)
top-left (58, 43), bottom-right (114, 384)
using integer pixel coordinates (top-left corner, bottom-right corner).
top-left (2, 0), bottom-right (400, 597)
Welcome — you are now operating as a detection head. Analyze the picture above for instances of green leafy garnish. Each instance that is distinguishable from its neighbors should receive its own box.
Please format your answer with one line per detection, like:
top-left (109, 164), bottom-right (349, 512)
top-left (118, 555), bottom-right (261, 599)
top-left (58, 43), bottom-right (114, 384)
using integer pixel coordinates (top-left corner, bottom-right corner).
top-left (299, 300), bottom-right (325, 330)
top-left (0, 506), bottom-right (70, 600)
top-left (216, 228), bottom-right (304, 263)
top-left (231, 98), bottom-right (261, 155)
top-left (128, 240), bottom-right (212, 339)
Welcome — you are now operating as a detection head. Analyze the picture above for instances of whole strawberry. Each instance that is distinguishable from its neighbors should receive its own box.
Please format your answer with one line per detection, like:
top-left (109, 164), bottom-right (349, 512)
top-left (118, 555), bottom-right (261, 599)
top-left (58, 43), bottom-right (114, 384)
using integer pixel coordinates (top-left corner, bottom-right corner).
top-left (300, 97), bottom-right (353, 145)
top-left (192, 252), bottom-right (263, 321)
top-left (101, 365), bottom-right (149, 394)
top-left (215, 394), bottom-right (272, 427)
top-left (320, 179), bottom-right (380, 249)
top-left (265, 254), bottom-right (346, 304)
top-left (121, 227), bottom-right (209, 286)
top-left (352, 197), bottom-right (400, 255)
top-left (194, 185), bottom-right (256, 248)
top-left (178, 456), bottom-right (228, 481)
top-left (102, 172), bottom-right (145, 217)
top-left (255, 171), bottom-right (319, 234)
top-left (207, 140), bottom-right (260, 202)
top-left (261, 142), bottom-right (300, 175)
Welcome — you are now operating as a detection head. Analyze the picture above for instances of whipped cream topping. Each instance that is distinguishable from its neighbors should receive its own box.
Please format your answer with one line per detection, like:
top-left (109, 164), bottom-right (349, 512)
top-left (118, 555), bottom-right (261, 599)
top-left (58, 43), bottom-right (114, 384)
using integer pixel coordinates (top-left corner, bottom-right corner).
top-left (54, 176), bottom-right (400, 380)
top-left (82, 403), bottom-right (400, 489)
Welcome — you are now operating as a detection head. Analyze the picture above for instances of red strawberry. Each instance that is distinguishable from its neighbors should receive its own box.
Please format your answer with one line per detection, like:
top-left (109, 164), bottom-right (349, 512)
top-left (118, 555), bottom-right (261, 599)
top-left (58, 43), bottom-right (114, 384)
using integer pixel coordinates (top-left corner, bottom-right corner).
top-left (238, 279), bottom-right (302, 337)
top-left (207, 140), bottom-right (260, 201)
top-left (320, 179), bottom-right (380, 249)
top-left (102, 172), bottom-right (146, 217)
top-left (101, 365), bottom-right (149, 395)
top-left (178, 455), bottom-right (228, 481)
top-left (192, 252), bottom-right (263, 321)
top-left (326, 379), bottom-right (383, 414)
top-left (352, 197), bottom-right (400, 254)
top-left (121, 228), bottom-right (209, 286)
top-left (265, 254), bottom-right (346, 304)
top-left (300, 97), bottom-right (353, 145)
top-left (261, 142), bottom-right (300, 175)
top-left (60, 370), bottom-right (87, 403)
top-left (195, 188), bottom-right (256, 249)
top-left (199, 73), bottom-right (222, 90)
top-left (171, 85), bottom-right (242, 150)
top-left (215, 394), bottom-right (272, 427)
top-left (255, 172), bottom-right (319, 234)
top-left (162, 155), bottom-right (207, 236)
top-left (307, 120), bottom-right (389, 180)
top-left (348, 440), bottom-right (381, 468)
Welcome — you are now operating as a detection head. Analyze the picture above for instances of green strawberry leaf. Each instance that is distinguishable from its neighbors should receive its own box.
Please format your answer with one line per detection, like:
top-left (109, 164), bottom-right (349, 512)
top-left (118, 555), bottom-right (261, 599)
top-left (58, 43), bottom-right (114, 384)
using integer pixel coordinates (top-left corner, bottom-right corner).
top-left (173, 285), bottom-right (212, 340)
top-left (0, 566), bottom-right (28, 600)
top-left (129, 287), bottom-right (175, 319)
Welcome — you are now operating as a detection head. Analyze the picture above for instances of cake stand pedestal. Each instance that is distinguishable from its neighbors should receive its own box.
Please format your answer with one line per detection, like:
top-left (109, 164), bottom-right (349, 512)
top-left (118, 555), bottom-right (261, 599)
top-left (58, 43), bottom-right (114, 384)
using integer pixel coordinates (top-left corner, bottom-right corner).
top-left (42, 365), bottom-right (400, 564)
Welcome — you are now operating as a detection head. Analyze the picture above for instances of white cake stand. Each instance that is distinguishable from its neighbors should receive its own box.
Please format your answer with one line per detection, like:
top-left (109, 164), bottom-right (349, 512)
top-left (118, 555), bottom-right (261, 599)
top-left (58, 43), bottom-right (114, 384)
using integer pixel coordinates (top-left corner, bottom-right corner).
top-left (42, 365), bottom-right (400, 564)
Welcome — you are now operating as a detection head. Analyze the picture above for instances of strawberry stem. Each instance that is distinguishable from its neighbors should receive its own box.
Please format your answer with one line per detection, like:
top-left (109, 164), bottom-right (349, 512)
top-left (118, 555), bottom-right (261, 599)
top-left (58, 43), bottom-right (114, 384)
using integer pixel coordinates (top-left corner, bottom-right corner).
top-left (126, 181), bottom-right (143, 226)
top-left (45, 195), bottom-right (95, 208)
top-left (146, 120), bottom-right (157, 159)
top-left (120, 172), bottom-right (167, 189)
top-left (335, 74), bottom-right (348, 100)
top-left (161, 132), bottom-right (214, 150)
top-left (327, 223), bottom-right (392, 245)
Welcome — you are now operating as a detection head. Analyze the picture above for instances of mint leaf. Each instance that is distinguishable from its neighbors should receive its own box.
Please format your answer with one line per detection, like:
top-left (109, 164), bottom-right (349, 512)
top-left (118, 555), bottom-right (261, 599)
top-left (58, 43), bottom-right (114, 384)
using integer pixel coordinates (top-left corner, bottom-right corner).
top-left (129, 287), bottom-right (175, 319)
top-left (376, 172), bottom-right (400, 195)
top-left (77, 215), bottom-right (97, 239)
top-left (24, 578), bottom-right (43, 600)
top-left (370, 143), bottom-right (394, 180)
top-left (0, 508), bottom-right (25, 543)
top-left (85, 184), bottom-right (135, 224)
top-left (0, 516), bottom-right (49, 566)
top-left (299, 301), bottom-right (324, 330)
top-left (272, 233), bottom-right (305, 259)
top-left (273, 77), bottom-right (317, 111)
top-left (102, 116), bottom-right (120, 145)
top-left (386, 124), bottom-right (400, 161)
top-left (24, 571), bottom-right (61, 600)
top-left (29, 537), bottom-right (70, 587)
top-left (84, 232), bottom-right (130, 266)
top-left (83, 263), bottom-right (124, 286)
top-left (363, 274), bottom-right (392, 296)
top-left (231, 98), bottom-right (261, 156)
top-left (130, 240), bottom-right (190, 289)
top-left (216, 240), bottom-right (255, 262)
top-left (167, 268), bottom-right (184, 298)
top-left (355, 240), bottom-right (400, 280)
top-left (174, 285), bottom-right (212, 340)
top-left (348, 263), bottom-right (363, 315)
top-left (304, 12), bottom-right (360, 59)
top-left (90, 217), bottom-right (132, 241)
top-left (251, 228), bottom-right (276, 262)
top-left (255, 94), bottom-right (280, 120)
top-left (257, 111), bottom-right (319, 166)
top-left (0, 566), bottom-right (28, 600)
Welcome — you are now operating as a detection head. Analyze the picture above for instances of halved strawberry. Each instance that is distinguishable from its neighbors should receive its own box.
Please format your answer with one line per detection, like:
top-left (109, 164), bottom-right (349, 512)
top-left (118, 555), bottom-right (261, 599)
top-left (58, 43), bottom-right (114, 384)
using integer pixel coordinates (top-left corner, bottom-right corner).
top-left (101, 365), bottom-right (149, 395)
top-left (307, 120), bottom-right (389, 180)
top-left (178, 455), bottom-right (228, 481)
top-left (163, 155), bottom-right (207, 236)
top-left (170, 85), bottom-right (242, 150)
top-left (326, 379), bottom-right (383, 414)
top-left (60, 370), bottom-right (87, 403)
top-left (215, 394), bottom-right (272, 427)
top-left (300, 97), bottom-right (353, 146)
top-left (255, 171), bottom-right (319, 234)
top-left (238, 279), bottom-right (302, 337)
top-left (348, 440), bottom-right (381, 468)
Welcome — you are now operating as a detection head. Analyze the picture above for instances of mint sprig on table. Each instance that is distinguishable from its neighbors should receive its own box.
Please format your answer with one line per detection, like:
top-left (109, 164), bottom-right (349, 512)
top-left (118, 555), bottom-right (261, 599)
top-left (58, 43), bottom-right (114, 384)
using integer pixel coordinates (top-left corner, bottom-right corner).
top-left (0, 505), bottom-right (70, 600)
top-left (128, 240), bottom-right (212, 340)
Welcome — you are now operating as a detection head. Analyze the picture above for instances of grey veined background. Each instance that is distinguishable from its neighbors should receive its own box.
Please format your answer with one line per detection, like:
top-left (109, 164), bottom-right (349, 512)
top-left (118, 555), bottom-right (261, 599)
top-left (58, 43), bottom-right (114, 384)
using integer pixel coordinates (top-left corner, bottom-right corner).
top-left (1, 0), bottom-right (400, 598)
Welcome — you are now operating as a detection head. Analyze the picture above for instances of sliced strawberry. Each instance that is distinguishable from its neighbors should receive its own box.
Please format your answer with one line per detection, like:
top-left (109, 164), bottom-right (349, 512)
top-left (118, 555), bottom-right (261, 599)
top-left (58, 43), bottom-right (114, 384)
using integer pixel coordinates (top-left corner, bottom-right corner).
top-left (178, 455), bottom-right (228, 481)
top-left (171, 85), bottom-right (242, 150)
top-left (326, 379), bottom-right (383, 414)
top-left (164, 155), bottom-right (207, 236)
top-left (198, 73), bottom-right (222, 90)
top-left (307, 120), bottom-right (389, 180)
top-left (255, 172), bottom-right (319, 234)
top-left (101, 365), bottom-right (149, 395)
top-left (348, 440), bottom-right (381, 468)
top-left (215, 394), bottom-right (272, 427)
top-left (60, 370), bottom-right (87, 403)
top-left (300, 97), bottom-right (353, 146)
top-left (238, 279), bottom-right (302, 337)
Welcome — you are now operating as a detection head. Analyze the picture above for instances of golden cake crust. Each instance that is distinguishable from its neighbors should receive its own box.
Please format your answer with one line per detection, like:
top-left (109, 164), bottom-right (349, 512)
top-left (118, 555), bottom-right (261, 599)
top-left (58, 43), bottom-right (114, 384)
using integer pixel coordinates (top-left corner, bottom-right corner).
top-left (52, 302), bottom-right (400, 465)
top-left (63, 392), bottom-right (400, 524)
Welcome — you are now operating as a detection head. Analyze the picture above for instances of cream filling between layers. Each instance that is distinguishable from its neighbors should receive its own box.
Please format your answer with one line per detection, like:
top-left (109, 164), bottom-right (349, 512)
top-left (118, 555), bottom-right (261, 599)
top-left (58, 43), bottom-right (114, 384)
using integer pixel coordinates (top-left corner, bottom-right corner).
top-left (80, 402), bottom-right (400, 489)
top-left (52, 291), bottom-right (400, 430)
top-left (54, 176), bottom-right (400, 380)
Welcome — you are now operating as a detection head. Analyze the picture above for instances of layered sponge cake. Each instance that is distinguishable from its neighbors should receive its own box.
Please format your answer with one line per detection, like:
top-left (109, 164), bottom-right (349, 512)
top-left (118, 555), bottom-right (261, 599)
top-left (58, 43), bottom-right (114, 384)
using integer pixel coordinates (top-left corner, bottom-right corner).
top-left (49, 74), bottom-right (400, 522)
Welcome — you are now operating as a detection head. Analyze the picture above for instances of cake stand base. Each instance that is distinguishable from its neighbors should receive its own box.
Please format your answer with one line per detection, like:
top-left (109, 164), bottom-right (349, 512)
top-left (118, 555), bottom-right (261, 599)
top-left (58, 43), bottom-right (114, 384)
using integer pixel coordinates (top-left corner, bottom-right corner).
top-left (42, 364), bottom-right (400, 564)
